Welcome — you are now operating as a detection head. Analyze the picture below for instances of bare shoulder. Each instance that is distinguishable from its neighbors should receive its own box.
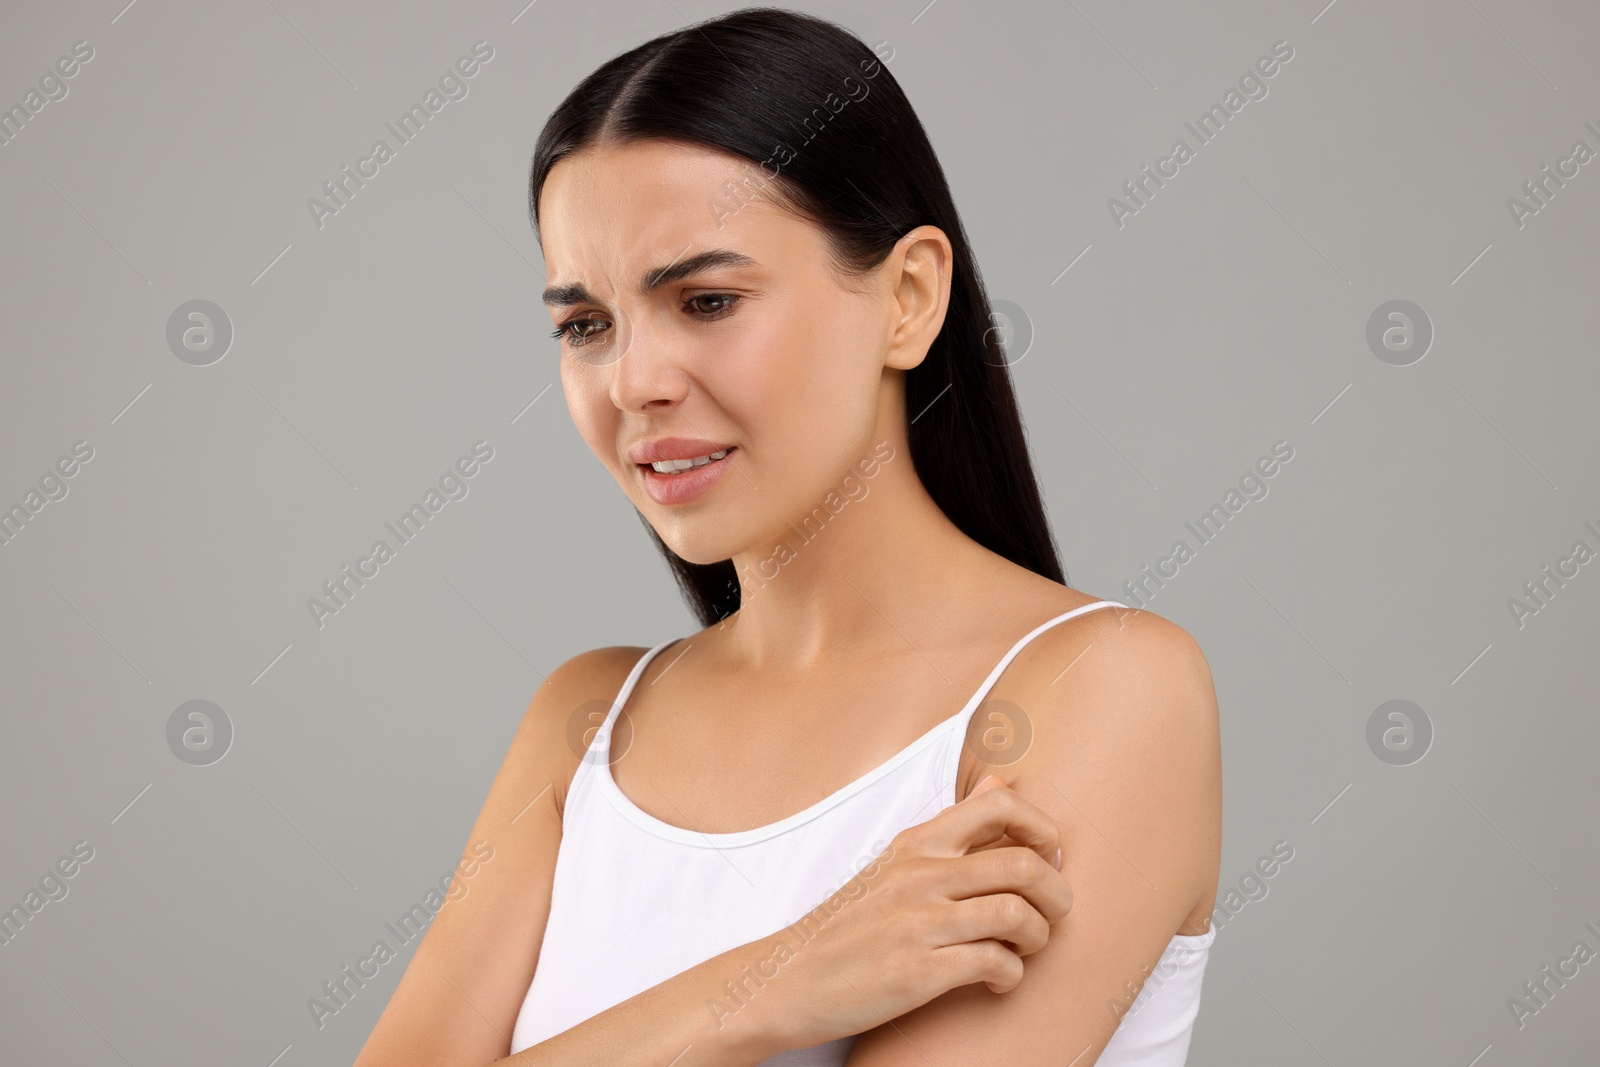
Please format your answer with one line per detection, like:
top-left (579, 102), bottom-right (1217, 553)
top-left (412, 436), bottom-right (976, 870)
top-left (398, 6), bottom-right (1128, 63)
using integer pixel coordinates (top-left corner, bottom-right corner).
top-left (1008, 600), bottom-right (1219, 780)
top-left (536, 643), bottom-right (655, 696)
top-left (529, 643), bottom-right (654, 709)
top-left (971, 570), bottom-right (1214, 699)
top-left (519, 645), bottom-right (654, 813)
top-left (962, 597), bottom-right (1215, 765)
top-left (953, 589), bottom-right (1219, 807)
top-left (1036, 599), bottom-right (1214, 694)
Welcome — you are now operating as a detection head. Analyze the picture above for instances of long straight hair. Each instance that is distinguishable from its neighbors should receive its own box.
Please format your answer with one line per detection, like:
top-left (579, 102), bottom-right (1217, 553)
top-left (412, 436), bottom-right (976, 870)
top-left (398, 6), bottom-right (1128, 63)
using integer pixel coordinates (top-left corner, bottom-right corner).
top-left (528, 6), bottom-right (1067, 629)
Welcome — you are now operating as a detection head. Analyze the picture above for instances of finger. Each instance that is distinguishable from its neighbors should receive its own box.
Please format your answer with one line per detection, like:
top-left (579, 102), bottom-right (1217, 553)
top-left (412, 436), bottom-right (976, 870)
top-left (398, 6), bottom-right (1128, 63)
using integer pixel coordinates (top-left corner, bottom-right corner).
top-left (939, 892), bottom-right (1053, 956)
top-left (970, 772), bottom-right (1005, 797)
top-left (934, 940), bottom-right (1025, 995)
top-left (941, 847), bottom-right (1073, 924)
top-left (919, 780), bottom-right (1061, 869)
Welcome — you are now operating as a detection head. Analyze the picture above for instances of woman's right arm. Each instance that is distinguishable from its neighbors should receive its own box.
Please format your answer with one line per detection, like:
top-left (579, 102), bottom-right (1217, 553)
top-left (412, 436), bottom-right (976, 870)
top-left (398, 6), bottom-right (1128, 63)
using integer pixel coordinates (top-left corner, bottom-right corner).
top-left (356, 647), bottom-right (1074, 1067)
top-left (352, 646), bottom-right (709, 1067)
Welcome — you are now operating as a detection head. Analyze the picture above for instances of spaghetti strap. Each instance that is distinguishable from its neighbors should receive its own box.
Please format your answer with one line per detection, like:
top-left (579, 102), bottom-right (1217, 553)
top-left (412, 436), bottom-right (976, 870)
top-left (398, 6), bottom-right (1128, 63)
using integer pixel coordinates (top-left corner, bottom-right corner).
top-left (566, 637), bottom-right (680, 817)
top-left (936, 599), bottom-right (1129, 805)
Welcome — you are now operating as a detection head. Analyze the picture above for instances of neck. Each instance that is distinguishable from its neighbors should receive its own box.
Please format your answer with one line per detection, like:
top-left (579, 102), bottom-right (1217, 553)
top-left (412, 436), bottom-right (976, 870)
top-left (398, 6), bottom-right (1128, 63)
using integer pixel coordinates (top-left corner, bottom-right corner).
top-left (722, 436), bottom-right (1002, 670)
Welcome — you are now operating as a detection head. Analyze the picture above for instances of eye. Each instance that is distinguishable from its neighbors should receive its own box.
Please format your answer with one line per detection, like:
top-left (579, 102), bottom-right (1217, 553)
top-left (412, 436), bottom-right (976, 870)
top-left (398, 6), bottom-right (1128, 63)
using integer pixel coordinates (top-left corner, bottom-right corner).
top-left (550, 316), bottom-right (610, 348)
top-left (549, 294), bottom-right (741, 351)
top-left (684, 293), bottom-right (740, 319)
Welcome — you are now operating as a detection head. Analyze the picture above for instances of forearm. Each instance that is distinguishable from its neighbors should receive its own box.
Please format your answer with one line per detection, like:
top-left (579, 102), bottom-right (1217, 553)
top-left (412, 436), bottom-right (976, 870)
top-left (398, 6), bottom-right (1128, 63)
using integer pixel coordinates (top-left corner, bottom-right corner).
top-left (489, 936), bottom-right (800, 1067)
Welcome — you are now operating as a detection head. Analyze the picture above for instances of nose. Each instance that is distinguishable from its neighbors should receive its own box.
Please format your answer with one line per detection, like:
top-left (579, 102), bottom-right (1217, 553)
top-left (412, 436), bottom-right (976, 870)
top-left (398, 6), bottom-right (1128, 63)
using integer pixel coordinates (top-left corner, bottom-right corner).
top-left (606, 305), bottom-right (689, 414)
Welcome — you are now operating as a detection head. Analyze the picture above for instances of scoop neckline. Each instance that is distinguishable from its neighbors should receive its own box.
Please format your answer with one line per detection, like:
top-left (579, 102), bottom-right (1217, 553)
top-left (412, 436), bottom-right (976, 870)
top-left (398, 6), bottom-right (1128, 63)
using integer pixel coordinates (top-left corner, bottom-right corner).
top-left (590, 599), bottom-right (1127, 848)
top-left (594, 680), bottom-right (962, 847)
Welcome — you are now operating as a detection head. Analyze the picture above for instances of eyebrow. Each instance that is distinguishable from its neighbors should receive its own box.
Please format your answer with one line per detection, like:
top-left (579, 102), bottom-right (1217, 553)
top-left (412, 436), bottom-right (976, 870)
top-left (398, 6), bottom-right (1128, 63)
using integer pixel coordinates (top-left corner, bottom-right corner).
top-left (541, 249), bottom-right (758, 308)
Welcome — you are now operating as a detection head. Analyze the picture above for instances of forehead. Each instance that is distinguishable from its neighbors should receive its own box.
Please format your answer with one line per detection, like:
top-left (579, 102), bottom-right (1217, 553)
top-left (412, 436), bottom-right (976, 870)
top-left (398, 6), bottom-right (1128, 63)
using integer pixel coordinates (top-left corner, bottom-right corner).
top-left (538, 139), bottom-right (800, 290)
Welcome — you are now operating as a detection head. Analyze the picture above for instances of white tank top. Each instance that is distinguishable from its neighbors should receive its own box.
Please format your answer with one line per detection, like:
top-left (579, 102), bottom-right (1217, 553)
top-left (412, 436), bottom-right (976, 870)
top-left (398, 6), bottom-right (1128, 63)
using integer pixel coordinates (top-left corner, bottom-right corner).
top-left (510, 599), bottom-right (1215, 1064)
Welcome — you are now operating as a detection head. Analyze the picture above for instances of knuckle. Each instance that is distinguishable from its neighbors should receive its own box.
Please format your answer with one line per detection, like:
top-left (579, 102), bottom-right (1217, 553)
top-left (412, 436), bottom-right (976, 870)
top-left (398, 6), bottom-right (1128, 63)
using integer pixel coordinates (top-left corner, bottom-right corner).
top-left (890, 825), bottom-right (930, 859)
top-left (977, 939), bottom-right (1019, 976)
top-left (998, 846), bottom-right (1036, 883)
top-left (993, 892), bottom-right (1029, 927)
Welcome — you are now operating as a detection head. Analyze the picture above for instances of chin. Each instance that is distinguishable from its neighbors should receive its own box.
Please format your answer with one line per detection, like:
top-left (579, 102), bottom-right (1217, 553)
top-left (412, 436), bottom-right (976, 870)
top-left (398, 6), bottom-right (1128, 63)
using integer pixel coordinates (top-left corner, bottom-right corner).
top-left (655, 526), bottom-right (740, 567)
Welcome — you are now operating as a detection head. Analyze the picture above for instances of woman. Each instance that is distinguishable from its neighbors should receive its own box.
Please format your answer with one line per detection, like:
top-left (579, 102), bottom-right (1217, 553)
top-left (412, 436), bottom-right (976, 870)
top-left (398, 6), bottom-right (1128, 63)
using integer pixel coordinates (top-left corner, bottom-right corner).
top-left (356, 8), bottom-right (1221, 1066)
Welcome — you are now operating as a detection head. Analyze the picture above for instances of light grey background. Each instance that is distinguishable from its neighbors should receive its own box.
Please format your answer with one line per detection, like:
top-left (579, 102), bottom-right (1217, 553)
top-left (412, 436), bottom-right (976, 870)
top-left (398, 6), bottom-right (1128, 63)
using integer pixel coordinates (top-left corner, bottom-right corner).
top-left (2, 0), bottom-right (1597, 1063)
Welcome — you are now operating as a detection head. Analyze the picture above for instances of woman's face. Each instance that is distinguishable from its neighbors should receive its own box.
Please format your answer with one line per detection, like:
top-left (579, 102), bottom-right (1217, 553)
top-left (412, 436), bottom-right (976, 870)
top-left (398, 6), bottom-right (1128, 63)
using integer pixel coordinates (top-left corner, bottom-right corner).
top-left (538, 138), bottom-right (929, 565)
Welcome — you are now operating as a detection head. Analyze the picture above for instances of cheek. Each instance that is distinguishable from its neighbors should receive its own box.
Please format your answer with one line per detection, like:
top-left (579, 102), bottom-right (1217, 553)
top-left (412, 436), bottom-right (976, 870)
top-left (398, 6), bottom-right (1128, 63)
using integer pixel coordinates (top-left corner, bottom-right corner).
top-left (720, 294), bottom-right (878, 441)
top-left (718, 318), bottom-right (805, 416)
top-left (562, 366), bottom-right (619, 463)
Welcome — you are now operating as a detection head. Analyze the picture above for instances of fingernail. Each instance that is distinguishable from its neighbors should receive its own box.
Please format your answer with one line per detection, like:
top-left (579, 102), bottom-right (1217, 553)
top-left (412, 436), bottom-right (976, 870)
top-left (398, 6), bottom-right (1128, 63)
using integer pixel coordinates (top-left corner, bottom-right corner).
top-left (1053, 847), bottom-right (1062, 870)
top-left (974, 774), bottom-right (997, 792)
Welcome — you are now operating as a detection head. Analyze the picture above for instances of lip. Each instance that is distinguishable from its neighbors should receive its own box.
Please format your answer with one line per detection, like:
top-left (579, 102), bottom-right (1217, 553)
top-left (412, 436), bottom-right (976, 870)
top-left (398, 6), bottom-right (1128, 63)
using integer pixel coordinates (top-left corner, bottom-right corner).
top-left (635, 445), bottom-right (737, 506)
top-left (626, 436), bottom-right (737, 464)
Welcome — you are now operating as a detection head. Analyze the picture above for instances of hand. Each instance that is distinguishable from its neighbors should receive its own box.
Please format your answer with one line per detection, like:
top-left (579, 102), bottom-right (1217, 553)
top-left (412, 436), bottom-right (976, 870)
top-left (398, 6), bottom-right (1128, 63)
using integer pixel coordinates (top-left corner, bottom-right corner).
top-left (761, 775), bottom-right (1072, 1049)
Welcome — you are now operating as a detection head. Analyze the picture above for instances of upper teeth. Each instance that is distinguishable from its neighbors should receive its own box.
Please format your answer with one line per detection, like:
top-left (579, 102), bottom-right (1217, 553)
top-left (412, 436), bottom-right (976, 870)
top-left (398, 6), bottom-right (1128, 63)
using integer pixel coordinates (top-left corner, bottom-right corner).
top-left (650, 449), bottom-right (728, 474)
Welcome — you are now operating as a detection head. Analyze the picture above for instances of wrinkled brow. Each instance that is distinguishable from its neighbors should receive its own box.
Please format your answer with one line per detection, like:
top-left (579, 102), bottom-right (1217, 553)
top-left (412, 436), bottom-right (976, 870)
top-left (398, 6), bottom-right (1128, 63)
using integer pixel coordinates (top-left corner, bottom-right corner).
top-left (542, 249), bottom-right (758, 308)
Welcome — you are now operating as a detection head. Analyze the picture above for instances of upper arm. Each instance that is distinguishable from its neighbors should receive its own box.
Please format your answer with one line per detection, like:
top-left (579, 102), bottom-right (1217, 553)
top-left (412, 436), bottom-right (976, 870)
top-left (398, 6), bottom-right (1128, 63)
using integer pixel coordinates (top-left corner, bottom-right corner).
top-left (845, 608), bottom-right (1222, 1067)
top-left (353, 646), bottom-right (648, 1067)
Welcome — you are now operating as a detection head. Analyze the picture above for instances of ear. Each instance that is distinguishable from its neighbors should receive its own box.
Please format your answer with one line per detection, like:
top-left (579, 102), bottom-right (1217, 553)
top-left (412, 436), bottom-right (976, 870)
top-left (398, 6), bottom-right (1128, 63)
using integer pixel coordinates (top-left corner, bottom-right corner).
top-left (883, 225), bottom-right (954, 372)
